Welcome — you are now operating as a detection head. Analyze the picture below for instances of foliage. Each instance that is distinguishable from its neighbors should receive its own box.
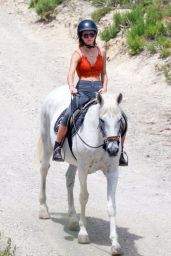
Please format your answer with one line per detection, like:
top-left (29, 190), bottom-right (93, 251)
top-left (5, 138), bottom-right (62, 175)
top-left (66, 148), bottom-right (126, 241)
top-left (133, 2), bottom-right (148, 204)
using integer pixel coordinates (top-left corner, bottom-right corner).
top-left (100, 25), bottom-right (119, 42)
top-left (0, 235), bottom-right (16, 256)
top-left (127, 33), bottom-right (145, 55)
top-left (91, 7), bottom-right (112, 22)
top-left (99, 0), bottom-right (171, 57)
top-left (146, 43), bottom-right (157, 54)
top-left (91, 0), bottom-right (134, 8)
top-left (160, 47), bottom-right (170, 58)
top-left (155, 63), bottom-right (171, 84)
top-left (29, 0), bottom-right (63, 18)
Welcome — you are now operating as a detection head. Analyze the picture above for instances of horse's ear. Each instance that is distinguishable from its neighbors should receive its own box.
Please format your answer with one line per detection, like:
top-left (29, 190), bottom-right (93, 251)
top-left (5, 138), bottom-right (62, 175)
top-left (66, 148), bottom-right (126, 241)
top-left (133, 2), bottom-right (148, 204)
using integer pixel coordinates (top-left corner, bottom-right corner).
top-left (96, 92), bottom-right (103, 105)
top-left (117, 93), bottom-right (123, 104)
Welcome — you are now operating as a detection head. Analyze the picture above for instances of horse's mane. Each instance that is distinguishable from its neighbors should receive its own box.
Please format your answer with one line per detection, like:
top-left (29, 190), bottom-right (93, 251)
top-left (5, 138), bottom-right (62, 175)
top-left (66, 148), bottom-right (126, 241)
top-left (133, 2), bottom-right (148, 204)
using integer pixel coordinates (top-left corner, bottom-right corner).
top-left (99, 93), bottom-right (119, 117)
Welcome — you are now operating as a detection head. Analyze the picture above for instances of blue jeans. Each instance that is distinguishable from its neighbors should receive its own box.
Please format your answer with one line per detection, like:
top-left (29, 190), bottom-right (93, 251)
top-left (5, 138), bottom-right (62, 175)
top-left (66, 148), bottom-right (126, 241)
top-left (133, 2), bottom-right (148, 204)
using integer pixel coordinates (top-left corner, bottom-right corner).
top-left (61, 80), bottom-right (102, 126)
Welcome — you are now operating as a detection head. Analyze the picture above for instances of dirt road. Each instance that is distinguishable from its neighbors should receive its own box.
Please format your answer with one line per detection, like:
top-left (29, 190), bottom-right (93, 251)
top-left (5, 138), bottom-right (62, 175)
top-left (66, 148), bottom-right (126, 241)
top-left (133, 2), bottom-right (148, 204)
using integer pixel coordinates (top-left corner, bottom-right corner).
top-left (0, 2), bottom-right (171, 256)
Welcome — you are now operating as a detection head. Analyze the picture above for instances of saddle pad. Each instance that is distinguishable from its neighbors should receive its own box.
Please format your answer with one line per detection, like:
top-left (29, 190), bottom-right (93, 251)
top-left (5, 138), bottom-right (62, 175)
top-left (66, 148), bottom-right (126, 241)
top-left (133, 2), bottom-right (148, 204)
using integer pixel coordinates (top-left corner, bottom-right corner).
top-left (54, 107), bottom-right (89, 137)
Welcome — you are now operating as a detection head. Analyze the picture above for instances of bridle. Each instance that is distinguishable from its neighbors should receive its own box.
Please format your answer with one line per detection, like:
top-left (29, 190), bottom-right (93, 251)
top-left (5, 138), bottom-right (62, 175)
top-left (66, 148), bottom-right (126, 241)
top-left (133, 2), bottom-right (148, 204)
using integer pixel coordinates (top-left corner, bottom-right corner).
top-left (71, 96), bottom-right (121, 149)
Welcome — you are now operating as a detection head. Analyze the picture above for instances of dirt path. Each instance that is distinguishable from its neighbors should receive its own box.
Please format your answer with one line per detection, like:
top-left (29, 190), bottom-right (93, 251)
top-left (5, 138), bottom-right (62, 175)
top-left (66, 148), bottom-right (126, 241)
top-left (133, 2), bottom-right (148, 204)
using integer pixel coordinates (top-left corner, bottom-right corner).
top-left (0, 2), bottom-right (171, 256)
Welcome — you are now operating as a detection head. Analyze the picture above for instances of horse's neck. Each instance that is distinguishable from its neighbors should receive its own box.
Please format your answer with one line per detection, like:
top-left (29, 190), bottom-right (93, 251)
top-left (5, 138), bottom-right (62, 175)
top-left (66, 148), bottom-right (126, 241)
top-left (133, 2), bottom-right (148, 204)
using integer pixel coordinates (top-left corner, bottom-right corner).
top-left (80, 104), bottom-right (103, 144)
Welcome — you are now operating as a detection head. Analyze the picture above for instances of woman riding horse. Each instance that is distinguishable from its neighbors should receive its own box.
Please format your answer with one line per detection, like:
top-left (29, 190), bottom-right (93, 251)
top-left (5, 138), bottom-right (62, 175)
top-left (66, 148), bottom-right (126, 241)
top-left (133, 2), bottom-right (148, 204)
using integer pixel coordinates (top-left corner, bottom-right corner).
top-left (52, 19), bottom-right (128, 166)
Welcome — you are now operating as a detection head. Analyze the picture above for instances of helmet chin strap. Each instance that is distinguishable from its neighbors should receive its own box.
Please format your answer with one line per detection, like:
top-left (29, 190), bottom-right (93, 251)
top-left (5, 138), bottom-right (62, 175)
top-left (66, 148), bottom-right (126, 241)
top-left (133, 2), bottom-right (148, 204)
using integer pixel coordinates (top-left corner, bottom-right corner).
top-left (84, 43), bottom-right (96, 48)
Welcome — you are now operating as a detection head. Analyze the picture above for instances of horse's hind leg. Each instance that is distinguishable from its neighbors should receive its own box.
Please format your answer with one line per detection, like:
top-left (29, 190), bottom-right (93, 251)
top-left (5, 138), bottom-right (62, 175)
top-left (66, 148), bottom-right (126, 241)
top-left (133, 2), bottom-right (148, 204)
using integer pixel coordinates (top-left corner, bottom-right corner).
top-left (39, 138), bottom-right (52, 219)
top-left (66, 165), bottom-right (79, 231)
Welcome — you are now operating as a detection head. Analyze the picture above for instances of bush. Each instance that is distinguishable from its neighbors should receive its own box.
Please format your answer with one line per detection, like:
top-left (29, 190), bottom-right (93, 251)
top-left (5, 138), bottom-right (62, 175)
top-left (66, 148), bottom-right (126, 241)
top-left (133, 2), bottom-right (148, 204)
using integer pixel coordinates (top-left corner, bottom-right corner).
top-left (91, 6), bottom-right (112, 22)
top-left (146, 43), bottom-right (157, 54)
top-left (29, 0), bottom-right (38, 8)
top-left (91, 0), bottom-right (135, 8)
top-left (160, 47), bottom-right (170, 58)
top-left (130, 21), bottom-right (145, 37)
top-left (127, 33), bottom-right (145, 55)
top-left (100, 25), bottom-right (119, 42)
top-left (145, 6), bottom-right (163, 25)
top-left (156, 35), bottom-right (171, 48)
top-left (144, 24), bottom-right (159, 39)
top-left (124, 5), bottom-right (144, 26)
top-left (0, 236), bottom-right (16, 256)
top-left (113, 12), bottom-right (123, 28)
top-left (29, 0), bottom-right (62, 17)
top-left (91, 0), bottom-right (105, 6)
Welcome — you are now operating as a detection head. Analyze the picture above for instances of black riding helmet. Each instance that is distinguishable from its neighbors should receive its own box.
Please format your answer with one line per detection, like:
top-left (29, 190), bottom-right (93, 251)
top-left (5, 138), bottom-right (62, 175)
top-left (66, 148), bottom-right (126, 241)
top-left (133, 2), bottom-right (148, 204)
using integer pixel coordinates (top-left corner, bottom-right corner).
top-left (77, 19), bottom-right (98, 35)
top-left (77, 20), bottom-right (98, 48)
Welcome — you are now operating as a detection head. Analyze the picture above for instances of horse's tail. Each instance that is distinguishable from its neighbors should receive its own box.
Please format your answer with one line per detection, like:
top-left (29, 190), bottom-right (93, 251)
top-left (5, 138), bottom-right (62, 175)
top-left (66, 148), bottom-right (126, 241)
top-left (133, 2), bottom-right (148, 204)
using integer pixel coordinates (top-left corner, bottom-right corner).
top-left (37, 136), bottom-right (43, 163)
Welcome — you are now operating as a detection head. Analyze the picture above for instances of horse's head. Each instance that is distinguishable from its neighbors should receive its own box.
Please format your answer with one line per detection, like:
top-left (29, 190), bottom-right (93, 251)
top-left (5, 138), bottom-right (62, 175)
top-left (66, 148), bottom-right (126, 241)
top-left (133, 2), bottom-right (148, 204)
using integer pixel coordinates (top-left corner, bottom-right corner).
top-left (97, 92), bottom-right (123, 157)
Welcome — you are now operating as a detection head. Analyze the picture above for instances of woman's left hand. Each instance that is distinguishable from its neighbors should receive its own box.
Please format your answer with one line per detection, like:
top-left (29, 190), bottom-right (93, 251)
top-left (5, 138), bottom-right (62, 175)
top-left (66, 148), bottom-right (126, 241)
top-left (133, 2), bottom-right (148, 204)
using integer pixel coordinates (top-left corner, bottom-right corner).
top-left (98, 87), bottom-right (107, 94)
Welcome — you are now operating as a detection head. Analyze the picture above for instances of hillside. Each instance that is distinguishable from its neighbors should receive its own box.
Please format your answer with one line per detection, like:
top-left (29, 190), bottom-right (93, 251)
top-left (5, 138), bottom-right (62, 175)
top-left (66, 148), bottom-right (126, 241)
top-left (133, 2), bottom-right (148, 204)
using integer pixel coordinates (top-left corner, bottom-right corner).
top-left (0, 1), bottom-right (171, 256)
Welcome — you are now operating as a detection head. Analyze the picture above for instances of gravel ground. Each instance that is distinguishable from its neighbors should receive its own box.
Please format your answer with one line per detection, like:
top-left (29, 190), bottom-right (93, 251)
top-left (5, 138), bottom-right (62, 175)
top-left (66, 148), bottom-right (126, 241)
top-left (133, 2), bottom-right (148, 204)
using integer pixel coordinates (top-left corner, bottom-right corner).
top-left (0, 2), bottom-right (171, 256)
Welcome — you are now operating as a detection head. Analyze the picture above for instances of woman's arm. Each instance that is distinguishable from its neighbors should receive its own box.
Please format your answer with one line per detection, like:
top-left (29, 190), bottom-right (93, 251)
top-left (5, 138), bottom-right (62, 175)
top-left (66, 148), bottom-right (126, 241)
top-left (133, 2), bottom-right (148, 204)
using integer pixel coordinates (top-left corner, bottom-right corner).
top-left (99, 48), bottom-right (108, 93)
top-left (67, 51), bottom-right (80, 95)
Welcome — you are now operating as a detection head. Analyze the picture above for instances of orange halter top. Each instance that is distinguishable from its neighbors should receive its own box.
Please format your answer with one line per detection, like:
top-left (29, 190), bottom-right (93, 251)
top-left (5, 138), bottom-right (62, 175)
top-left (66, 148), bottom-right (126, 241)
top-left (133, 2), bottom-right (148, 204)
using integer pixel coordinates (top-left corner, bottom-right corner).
top-left (76, 47), bottom-right (103, 78)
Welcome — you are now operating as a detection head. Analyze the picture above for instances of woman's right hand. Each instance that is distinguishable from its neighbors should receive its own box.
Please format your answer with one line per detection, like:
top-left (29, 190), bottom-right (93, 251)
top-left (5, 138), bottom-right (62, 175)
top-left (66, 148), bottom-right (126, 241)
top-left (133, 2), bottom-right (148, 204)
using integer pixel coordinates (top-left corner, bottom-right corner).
top-left (69, 85), bottom-right (78, 95)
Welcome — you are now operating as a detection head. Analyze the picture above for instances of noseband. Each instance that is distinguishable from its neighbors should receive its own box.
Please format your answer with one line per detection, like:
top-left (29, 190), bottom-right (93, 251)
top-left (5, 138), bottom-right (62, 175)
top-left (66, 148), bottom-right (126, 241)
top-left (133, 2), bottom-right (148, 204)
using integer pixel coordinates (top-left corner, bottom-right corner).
top-left (99, 119), bottom-right (121, 152)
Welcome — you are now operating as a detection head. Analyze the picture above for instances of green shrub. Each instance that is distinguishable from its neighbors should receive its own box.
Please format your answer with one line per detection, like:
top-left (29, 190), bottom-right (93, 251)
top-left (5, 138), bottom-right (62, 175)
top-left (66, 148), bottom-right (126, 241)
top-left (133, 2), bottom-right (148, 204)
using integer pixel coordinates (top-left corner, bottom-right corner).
top-left (162, 64), bottom-right (171, 83)
top-left (29, 0), bottom-right (39, 8)
top-left (30, 0), bottom-right (62, 17)
top-left (145, 6), bottom-right (163, 24)
top-left (124, 5), bottom-right (144, 26)
top-left (144, 24), bottom-right (159, 39)
top-left (146, 43), bottom-right (157, 54)
top-left (91, 6), bottom-right (112, 22)
top-left (91, 0), bottom-right (105, 6)
top-left (160, 47), bottom-right (170, 58)
top-left (127, 33), bottom-right (145, 55)
top-left (130, 21), bottom-right (145, 37)
top-left (0, 237), bottom-right (16, 256)
top-left (97, 0), bottom-right (171, 57)
top-left (100, 25), bottom-right (119, 42)
top-left (113, 12), bottom-right (123, 28)
top-left (156, 35), bottom-right (171, 48)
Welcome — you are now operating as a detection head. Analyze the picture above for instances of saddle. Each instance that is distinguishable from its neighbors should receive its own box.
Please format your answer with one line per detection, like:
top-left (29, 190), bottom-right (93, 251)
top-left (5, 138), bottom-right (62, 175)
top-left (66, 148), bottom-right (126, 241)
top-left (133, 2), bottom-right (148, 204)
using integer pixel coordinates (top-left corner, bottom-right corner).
top-left (54, 99), bottom-right (97, 158)
top-left (54, 101), bottom-right (128, 159)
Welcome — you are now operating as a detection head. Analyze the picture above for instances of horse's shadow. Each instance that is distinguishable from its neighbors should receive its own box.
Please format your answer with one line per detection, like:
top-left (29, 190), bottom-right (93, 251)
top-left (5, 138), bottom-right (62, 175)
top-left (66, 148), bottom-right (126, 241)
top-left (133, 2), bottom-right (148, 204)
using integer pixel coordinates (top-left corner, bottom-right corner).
top-left (50, 212), bottom-right (143, 256)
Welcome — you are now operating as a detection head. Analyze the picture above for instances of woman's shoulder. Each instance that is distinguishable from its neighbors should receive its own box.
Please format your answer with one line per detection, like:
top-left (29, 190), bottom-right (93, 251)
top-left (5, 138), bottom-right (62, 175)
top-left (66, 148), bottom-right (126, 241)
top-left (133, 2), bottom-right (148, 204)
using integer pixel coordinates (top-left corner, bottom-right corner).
top-left (73, 48), bottom-right (82, 57)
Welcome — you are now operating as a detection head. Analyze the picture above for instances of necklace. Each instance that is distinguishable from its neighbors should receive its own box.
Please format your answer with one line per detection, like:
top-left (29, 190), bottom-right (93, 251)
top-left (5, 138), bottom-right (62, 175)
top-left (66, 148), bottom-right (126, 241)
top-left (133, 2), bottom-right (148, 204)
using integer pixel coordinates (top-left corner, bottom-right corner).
top-left (86, 50), bottom-right (94, 58)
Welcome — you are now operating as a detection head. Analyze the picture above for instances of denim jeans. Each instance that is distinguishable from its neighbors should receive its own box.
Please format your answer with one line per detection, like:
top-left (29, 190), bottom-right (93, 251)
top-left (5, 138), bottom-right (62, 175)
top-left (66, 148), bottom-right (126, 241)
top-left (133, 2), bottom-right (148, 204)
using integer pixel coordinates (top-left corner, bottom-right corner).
top-left (61, 80), bottom-right (102, 126)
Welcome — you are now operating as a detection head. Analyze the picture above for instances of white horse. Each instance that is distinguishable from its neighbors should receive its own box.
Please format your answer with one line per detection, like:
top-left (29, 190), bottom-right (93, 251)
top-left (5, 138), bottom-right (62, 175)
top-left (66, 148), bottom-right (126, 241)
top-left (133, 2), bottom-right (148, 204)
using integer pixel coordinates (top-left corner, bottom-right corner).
top-left (39, 85), bottom-right (123, 255)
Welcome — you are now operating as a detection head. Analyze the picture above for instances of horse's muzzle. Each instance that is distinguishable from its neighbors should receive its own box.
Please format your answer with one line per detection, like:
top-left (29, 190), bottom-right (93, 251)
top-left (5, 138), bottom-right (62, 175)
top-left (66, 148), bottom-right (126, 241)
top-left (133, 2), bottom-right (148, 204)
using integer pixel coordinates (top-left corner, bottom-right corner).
top-left (103, 140), bottom-right (119, 157)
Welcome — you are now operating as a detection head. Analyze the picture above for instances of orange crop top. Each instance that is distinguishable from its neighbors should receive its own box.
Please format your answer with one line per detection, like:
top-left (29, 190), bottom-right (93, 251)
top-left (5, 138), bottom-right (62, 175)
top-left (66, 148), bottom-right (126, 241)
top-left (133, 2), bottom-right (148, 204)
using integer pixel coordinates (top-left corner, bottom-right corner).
top-left (76, 47), bottom-right (103, 78)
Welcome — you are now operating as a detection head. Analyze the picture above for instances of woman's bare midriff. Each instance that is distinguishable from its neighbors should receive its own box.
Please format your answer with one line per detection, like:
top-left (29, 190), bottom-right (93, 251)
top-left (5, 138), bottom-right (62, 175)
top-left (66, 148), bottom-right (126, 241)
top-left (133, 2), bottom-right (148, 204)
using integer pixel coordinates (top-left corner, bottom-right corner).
top-left (79, 76), bottom-right (101, 81)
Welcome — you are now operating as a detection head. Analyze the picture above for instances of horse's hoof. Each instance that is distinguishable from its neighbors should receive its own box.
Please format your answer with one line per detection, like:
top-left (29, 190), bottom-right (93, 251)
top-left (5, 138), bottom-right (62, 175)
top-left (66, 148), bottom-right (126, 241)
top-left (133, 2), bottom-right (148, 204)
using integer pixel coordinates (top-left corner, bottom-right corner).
top-left (111, 245), bottom-right (122, 255)
top-left (78, 234), bottom-right (90, 244)
top-left (68, 220), bottom-right (80, 231)
top-left (39, 206), bottom-right (50, 219)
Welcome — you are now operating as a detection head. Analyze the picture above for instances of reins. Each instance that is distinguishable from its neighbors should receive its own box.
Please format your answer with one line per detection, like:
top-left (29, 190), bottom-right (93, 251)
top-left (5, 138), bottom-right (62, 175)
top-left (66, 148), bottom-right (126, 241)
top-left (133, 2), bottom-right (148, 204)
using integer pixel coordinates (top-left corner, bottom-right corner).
top-left (70, 95), bottom-right (105, 149)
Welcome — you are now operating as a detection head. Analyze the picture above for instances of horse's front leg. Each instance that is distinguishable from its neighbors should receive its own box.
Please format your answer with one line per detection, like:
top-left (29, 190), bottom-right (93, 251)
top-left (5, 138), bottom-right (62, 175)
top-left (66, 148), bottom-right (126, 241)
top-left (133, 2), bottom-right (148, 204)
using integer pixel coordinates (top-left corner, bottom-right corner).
top-left (106, 169), bottom-right (122, 255)
top-left (66, 164), bottom-right (79, 231)
top-left (78, 168), bottom-right (90, 244)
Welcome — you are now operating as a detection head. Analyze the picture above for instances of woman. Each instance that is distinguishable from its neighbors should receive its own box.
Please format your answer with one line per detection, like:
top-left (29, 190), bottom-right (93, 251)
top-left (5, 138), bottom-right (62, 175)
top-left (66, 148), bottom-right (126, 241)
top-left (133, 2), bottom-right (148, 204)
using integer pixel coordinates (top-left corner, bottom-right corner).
top-left (53, 19), bottom-right (128, 166)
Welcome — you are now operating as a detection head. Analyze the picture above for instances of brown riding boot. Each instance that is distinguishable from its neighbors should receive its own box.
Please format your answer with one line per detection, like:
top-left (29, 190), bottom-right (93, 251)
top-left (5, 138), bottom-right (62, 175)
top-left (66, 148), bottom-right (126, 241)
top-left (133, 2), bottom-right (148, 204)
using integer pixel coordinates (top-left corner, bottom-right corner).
top-left (52, 125), bottom-right (68, 162)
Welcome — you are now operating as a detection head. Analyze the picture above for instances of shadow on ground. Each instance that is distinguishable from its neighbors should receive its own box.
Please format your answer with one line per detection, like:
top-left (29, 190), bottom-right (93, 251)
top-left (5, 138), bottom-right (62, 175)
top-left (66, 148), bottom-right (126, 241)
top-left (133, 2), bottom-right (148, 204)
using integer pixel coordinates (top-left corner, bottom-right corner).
top-left (51, 212), bottom-right (143, 256)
